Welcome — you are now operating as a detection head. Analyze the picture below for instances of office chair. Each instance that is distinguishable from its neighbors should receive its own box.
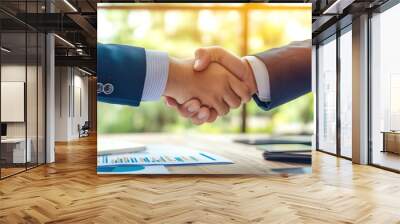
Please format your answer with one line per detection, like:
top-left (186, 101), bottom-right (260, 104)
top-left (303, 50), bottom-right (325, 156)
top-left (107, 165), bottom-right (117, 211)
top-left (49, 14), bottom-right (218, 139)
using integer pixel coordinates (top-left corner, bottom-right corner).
top-left (78, 121), bottom-right (90, 138)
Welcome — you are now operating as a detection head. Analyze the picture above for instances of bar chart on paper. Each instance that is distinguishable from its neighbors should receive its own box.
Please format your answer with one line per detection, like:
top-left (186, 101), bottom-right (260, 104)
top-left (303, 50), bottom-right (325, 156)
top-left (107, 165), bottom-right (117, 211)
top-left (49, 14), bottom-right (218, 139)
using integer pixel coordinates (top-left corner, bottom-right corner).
top-left (97, 144), bottom-right (233, 166)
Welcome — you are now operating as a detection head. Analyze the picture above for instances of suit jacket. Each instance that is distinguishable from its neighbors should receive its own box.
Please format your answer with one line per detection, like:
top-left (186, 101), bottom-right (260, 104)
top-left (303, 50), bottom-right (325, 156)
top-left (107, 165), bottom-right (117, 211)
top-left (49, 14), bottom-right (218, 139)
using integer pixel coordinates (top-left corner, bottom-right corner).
top-left (97, 43), bottom-right (146, 106)
top-left (253, 40), bottom-right (311, 110)
top-left (97, 41), bottom-right (311, 110)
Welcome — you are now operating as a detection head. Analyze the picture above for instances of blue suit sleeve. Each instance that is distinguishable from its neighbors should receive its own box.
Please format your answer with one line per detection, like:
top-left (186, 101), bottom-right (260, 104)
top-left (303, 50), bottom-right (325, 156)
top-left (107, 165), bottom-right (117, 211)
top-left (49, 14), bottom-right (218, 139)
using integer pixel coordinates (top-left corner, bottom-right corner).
top-left (251, 40), bottom-right (312, 111)
top-left (252, 95), bottom-right (272, 110)
top-left (97, 43), bottom-right (146, 107)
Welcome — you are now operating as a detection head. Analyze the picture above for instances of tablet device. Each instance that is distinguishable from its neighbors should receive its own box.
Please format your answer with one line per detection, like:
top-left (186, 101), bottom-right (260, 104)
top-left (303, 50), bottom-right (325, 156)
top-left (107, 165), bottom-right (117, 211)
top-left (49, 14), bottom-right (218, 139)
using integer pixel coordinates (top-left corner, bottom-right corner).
top-left (262, 152), bottom-right (311, 164)
top-left (258, 144), bottom-right (312, 164)
top-left (97, 139), bottom-right (146, 155)
top-left (256, 144), bottom-right (311, 153)
top-left (234, 138), bottom-right (311, 146)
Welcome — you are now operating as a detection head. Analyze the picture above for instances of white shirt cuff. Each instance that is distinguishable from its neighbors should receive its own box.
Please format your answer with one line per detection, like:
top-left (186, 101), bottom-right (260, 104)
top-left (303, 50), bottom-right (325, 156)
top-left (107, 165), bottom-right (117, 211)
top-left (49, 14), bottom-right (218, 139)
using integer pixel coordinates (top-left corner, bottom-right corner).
top-left (243, 56), bottom-right (271, 102)
top-left (141, 50), bottom-right (169, 101)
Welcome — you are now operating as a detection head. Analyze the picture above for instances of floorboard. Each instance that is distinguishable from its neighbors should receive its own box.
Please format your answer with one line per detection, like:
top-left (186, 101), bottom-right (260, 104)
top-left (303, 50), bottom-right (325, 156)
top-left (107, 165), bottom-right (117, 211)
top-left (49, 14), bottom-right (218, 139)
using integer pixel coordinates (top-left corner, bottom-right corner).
top-left (1, 134), bottom-right (400, 224)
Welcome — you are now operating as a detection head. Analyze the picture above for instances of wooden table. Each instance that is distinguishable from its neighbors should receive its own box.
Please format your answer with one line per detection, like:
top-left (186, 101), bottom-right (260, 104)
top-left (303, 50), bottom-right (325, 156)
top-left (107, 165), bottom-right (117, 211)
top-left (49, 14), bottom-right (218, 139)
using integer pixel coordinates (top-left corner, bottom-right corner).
top-left (98, 133), bottom-right (311, 175)
top-left (382, 131), bottom-right (400, 154)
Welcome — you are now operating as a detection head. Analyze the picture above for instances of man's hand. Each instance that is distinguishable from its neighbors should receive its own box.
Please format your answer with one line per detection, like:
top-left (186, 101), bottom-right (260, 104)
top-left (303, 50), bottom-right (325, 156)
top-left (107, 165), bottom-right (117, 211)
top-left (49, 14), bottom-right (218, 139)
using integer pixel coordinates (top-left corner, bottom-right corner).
top-left (164, 96), bottom-right (218, 125)
top-left (163, 57), bottom-right (250, 116)
top-left (165, 47), bottom-right (258, 125)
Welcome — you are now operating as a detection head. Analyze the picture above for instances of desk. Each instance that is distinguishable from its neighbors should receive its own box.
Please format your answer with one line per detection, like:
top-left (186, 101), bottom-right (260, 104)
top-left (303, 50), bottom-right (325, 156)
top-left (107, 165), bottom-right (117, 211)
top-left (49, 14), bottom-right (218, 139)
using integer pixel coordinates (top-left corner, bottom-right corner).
top-left (1, 138), bottom-right (31, 163)
top-left (98, 134), bottom-right (311, 175)
top-left (382, 131), bottom-right (400, 154)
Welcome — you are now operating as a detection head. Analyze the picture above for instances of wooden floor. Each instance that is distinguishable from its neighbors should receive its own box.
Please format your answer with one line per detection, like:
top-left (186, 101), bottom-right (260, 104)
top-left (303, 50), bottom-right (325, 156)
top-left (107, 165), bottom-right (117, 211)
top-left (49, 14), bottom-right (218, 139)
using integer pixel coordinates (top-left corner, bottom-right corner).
top-left (1, 135), bottom-right (400, 224)
top-left (372, 150), bottom-right (400, 171)
top-left (1, 167), bottom-right (26, 177)
top-left (1, 163), bottom-right (45, 178)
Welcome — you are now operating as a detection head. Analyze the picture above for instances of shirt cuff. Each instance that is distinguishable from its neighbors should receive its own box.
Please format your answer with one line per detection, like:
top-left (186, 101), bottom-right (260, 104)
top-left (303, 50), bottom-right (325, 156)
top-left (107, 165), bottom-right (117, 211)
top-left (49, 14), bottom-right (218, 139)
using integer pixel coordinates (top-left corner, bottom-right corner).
top-left (243, 56), bottom-right (271, 102)
top-left (141, 50), bottom-right (169, 101)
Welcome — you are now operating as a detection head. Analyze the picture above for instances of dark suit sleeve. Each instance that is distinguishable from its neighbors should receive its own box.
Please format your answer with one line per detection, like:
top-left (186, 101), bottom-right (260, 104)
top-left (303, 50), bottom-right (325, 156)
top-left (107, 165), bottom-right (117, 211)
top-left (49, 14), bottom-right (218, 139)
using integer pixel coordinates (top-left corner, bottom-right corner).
top-left (97, 43), bottom-right (147, 107)
top-left (252, 40), bottom-right (312, 110)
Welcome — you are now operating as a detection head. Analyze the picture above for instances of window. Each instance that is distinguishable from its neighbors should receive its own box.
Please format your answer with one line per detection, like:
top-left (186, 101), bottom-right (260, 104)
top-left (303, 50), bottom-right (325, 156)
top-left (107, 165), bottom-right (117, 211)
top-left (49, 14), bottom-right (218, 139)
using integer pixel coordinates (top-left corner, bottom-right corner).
top-left (370, 3), bottom-right (400, 171)
top-left (339, 27), bottom-right (352, 158)
top-left (317, 36), bottom-right (337, 154)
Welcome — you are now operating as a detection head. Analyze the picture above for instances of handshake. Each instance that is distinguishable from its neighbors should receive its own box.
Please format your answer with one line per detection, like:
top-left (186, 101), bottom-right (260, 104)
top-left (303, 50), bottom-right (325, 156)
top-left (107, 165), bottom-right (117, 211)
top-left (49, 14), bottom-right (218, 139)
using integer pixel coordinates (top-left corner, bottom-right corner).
top-left (98, 40), bottom-right (310, 121)
top-left (163, 47), bottom-right (258, 125)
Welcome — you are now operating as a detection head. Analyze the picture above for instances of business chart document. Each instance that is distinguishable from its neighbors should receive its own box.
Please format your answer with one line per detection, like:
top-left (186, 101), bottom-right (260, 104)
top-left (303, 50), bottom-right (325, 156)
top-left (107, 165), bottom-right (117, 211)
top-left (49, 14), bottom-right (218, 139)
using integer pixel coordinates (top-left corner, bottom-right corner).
top-left (97, 165), bottom-right (170, 174)
top-left (97, 144), bottom-right (233, 166)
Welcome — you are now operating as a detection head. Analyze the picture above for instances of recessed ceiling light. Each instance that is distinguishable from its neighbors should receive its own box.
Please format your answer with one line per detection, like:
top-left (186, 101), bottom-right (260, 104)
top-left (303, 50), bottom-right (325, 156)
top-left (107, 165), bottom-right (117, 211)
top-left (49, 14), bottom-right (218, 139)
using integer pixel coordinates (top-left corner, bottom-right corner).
top-left (54, 34), bottom-right (75, 48)
top-left (78, 67), bottom-right (92, 76)
top-left (63, 0), bottom-right (78, 12)
top-left (1, 47), bottom-right (11, 53)
top-left (323, 0), bottom-right (354, 15)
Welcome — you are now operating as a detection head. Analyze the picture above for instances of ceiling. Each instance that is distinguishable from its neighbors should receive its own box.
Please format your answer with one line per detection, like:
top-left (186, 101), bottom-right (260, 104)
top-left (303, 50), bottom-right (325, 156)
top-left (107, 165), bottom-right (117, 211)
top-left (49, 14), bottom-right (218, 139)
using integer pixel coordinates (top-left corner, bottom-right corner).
top-left (0, 0), bottom-right (394, 74)
top-left (311, 0), bottom-right (391, 43)
top-left (0, 0), bottom-right (98, 73)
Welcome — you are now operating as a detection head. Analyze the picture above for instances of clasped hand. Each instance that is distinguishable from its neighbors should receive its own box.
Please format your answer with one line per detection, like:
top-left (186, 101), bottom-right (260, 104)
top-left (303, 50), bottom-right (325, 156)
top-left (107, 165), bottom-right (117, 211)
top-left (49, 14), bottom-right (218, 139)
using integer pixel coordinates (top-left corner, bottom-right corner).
top-left (163, 47), bottom-right (258, 125)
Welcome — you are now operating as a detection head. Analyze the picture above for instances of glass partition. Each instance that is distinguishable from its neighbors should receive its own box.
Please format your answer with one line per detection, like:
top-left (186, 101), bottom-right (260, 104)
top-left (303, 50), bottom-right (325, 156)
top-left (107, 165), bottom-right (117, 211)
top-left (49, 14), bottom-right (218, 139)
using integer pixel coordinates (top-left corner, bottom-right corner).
top-left (1, 30), bottom-right (28, 178)
top-left (0, 1), bottom-right (46, 179)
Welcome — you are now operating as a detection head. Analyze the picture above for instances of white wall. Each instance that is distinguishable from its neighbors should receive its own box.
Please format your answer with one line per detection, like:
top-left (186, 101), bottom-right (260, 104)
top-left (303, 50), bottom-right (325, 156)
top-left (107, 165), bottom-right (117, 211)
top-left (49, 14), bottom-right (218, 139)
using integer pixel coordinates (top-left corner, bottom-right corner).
top-left (1, 65), bottom-right (32, 138)
top-left (55, 67), bottom-right (89, 141)
top-left (1, 66), bottom-right (25, 127)
top-left (55, 67), bottom-right (69, 141)
top-left (1, 63), bottom-right (46, 164)
top-left (72, 73), bottom-right (89, 137)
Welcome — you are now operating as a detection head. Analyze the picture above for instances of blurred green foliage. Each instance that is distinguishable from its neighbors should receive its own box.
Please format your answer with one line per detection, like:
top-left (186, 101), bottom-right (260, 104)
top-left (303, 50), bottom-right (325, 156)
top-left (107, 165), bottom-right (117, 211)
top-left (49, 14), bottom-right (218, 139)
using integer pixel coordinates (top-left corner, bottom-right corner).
top-left (97, 5), bottom-right (313, 134)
